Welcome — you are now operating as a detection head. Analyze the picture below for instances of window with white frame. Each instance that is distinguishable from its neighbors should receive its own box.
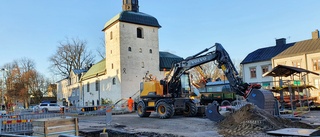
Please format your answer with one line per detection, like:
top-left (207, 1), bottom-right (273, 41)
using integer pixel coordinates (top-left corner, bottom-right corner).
top-left (261, 65), bottom-right (269, 74)
top-left (250, 67), bottom-right (257, 78)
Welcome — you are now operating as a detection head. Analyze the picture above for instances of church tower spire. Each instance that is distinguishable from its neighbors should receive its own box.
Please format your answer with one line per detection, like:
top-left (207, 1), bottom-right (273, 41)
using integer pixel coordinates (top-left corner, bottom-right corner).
top-left (122, 0), bottom-right (139, 12)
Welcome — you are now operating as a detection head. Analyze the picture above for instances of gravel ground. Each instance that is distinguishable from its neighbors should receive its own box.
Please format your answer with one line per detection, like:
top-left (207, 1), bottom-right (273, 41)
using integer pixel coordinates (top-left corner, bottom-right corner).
top-left (78, 112), bottom-right (221, 137)
top-left (77, 108), bottom-right (320, 137)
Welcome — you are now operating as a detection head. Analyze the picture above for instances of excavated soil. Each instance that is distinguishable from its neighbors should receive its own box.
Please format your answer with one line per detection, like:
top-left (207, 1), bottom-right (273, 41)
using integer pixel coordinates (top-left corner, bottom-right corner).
top-left (218, 104), bottom-right (314, 137)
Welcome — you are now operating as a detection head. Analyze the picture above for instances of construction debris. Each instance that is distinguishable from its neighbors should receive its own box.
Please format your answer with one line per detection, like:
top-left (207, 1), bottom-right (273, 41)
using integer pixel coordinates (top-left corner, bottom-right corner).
top-left (218, 104), bottom-right (314, 136)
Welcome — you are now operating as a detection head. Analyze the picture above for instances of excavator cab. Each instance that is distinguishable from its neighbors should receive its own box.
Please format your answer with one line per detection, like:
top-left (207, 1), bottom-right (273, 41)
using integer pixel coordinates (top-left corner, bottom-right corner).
top-left (169, 73), bottom-right (192, 98)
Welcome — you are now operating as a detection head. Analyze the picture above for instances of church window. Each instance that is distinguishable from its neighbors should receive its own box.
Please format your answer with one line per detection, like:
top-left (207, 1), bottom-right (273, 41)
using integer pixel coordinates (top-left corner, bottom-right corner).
top-left (112, 78), bottom-right (116, 85)
top-left (110, 50), bottom-right (112, 54)
top-left (139, 48), bottom-right (142, 53)
top-left (111, 63), bottom-right (114, 69)
top-left (149, 49), bottom-right (152, 53)
top-left (95, 80), bottom-right (100, 91)
top-left (137, 28), bottom-right (143, 38)
top-left (128, 47), bottom-right (132, 51)
top-left (110, 31), bottom-right (113, 40)
top-left (87, 82), bottom-right (90, 92)
top-left (141, 62), bottom-right (144, 68)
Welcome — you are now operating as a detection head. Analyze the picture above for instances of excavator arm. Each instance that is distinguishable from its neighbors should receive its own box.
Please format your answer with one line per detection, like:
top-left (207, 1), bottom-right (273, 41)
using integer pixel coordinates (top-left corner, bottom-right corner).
top-left (165, 43), bottom-right (248, 97)
top-left (163, 43), bottom-right (276, 122)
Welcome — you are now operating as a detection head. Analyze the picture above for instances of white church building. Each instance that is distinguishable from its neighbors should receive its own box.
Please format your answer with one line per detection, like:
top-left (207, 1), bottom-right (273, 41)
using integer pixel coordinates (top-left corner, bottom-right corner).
top-left (56, 0), bottom-right (183, 106)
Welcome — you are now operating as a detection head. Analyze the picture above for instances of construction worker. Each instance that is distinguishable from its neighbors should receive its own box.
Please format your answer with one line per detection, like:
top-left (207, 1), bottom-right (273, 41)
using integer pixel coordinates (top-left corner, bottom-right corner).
top-left (127, 97), bottom-right (134, 112)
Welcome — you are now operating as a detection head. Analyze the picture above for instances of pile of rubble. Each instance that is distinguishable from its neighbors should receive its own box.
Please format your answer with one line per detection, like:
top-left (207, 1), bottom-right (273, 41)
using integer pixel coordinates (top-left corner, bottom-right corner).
top-left (218, 104), bottom-right (313, 136)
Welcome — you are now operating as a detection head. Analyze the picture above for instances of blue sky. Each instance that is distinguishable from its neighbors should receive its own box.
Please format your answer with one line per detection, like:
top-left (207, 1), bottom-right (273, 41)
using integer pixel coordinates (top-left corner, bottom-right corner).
top-left (1, 1), bottom-right (320, 80)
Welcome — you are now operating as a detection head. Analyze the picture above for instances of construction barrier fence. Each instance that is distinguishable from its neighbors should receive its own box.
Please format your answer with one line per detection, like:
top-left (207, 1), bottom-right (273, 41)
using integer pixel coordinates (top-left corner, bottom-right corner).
top-left (0, 112), bottom-right (64, 135)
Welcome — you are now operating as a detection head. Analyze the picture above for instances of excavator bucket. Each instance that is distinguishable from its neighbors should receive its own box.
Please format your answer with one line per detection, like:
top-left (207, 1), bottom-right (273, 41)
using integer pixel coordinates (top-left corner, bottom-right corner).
top-left (205, 101), bottom-right (225, 122)
top-left (206, 89), bottom-right (276, 122)
top-left (246, 88), bottom-right (276, 115)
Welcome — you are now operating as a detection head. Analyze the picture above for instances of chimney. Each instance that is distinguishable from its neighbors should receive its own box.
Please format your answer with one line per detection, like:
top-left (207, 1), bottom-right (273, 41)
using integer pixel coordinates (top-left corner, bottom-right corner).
top-left (276, 38), bottom-right (286, 46)
top-left (312, 29), bottom-right (319, 39)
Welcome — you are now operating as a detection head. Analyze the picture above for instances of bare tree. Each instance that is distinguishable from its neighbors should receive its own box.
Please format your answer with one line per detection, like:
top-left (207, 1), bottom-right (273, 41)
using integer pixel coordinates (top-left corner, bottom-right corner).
top-left (49, 37), bottom-right (95, 78)
top-left (190, 62), bottom-right (223, 88)
top-left (96, 37), bottom-right (106, 59)
top-left (3, 58), bottom-right (51, 108)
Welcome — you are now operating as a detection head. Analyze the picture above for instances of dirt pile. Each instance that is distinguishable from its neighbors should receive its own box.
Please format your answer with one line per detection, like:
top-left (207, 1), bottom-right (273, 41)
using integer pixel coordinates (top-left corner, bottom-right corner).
top-left (218, 104), bottom-right (313, 136)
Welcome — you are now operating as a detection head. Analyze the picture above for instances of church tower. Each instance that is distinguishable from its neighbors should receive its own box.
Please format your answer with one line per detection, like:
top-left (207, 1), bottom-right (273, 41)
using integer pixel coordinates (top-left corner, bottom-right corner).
top-left (102, 0), bottom-right (161, 102)
top-left (122, 0), bottom-right (139, 12)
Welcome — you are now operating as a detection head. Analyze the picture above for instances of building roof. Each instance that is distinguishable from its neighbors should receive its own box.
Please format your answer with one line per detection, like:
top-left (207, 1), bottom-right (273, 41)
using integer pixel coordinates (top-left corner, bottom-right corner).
top-left (102, 11), bottom-right (161, 31)
top-left (81, 59), bottom-right (106, 80)
top-left (273, 38), bottom-right (320, 59)
top-left (72, 69), bottom-right (87, 75)
top-left (79, 51), bottom-right (182, 81)
top-left (241, 42), bottom-right (294, 64)
top-left (159, 51), bottom-right (184, 71)
top-left (262, 65), bottom-right (319, 77)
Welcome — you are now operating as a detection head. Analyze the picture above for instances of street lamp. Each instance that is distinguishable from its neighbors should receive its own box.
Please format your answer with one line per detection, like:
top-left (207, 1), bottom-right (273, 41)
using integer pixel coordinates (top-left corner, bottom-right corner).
top-left (1, 68), bottom-right (8, 105)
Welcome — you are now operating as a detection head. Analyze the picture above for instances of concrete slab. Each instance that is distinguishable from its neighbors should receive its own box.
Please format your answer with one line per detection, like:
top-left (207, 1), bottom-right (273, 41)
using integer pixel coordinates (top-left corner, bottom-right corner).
top-left (267, 128), bottom-right (320, 136)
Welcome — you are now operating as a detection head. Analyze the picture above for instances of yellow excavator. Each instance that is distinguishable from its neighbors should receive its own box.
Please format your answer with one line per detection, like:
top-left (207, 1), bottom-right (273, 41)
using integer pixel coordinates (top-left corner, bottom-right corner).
top-left (137, 43), bottom-right (276, 122)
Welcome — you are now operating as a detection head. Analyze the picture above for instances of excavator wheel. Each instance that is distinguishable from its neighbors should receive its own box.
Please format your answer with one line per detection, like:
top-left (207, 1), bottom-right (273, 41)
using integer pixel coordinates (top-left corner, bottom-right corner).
top-left (221, 100), bottom-right (231, 106)
top-left (183, 101), bottom-right (197, 117)
top-left (137, 101), bottom-right (151, 117)
top-left (206, 101), bottom-right (225, 122)
top-left (156, 101), bottom-right (174, 119)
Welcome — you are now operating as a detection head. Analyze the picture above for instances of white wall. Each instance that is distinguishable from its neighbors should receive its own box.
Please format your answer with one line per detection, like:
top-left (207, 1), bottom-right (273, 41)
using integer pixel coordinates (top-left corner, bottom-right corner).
top-left (242, 60), bottom-right (273, 88)
top-left (104, 21), bottom-right (160, 102)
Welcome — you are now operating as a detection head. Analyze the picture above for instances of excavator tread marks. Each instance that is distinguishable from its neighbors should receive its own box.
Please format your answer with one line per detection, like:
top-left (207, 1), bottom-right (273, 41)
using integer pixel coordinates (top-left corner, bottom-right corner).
top-left (137, 101), bottom-right (151, 117)
top-left (156, 101), bottom-right (174, 119)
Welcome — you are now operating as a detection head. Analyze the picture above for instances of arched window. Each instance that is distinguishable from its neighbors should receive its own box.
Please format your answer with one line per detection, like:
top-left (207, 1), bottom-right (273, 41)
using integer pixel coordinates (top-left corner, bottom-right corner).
top-left (110, 31), bottom-right (113, 40)
top-left (112, 78), bottom-right (116, 85)
top-left (87, 82), bottom-right (90, 92)
top-left (137, 28), bottom-right (143, 38)
top-left (111, 63), bottom-right (114, 69)
top-left (149, 49), bottom-right (152, 53)
top-left (95, 80), bottom-right (100, 91)
top-left (139, 48), bottom-right (142, 53)
top-left (128, 47), bottom-right (132, 51)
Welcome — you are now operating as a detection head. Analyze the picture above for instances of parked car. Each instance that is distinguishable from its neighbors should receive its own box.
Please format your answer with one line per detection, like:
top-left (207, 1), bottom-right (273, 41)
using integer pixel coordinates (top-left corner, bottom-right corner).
top-left (38, 102), bottom-right (62, 112)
